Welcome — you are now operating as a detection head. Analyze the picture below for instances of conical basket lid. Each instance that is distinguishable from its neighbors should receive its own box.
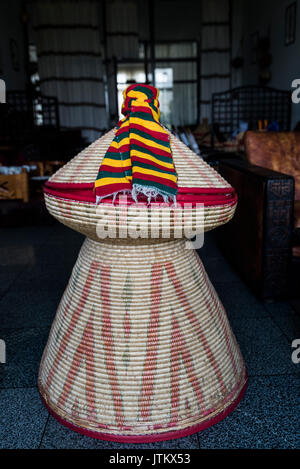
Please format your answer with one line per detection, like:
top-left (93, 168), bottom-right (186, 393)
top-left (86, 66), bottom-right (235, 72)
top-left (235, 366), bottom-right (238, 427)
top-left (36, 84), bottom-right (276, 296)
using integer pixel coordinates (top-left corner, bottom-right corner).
top-left (45, 129), bottom-right (236, 207)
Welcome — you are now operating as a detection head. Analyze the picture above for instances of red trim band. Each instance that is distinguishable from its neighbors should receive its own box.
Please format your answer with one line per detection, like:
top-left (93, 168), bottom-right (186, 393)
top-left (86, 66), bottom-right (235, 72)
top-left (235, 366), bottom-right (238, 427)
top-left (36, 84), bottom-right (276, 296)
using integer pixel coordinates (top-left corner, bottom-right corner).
top-left (39, 375), bottom-right (247, 443)
top-left (44, 181), bottom-right (237, 207)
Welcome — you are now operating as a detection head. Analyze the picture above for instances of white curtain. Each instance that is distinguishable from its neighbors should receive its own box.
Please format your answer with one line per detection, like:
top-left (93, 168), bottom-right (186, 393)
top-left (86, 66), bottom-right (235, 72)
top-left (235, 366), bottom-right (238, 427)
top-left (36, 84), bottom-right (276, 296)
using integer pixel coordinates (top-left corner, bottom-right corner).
top-left (155, 42), bottom-right (197, 127)
top-left (32, 0), bottom-right (108, 142)
top-left (200, 0), bottom-right (231, 121)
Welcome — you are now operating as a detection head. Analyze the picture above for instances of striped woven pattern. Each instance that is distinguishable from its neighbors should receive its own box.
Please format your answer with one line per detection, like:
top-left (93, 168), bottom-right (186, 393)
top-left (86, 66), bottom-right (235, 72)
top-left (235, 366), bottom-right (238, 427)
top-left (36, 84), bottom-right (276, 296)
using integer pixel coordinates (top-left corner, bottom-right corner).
top-left (39, 238), bottom-right (247, 441)
top-left (95, 84), bottom-right (178, 203)
top-left (49, 128), bottom-right (230, 190)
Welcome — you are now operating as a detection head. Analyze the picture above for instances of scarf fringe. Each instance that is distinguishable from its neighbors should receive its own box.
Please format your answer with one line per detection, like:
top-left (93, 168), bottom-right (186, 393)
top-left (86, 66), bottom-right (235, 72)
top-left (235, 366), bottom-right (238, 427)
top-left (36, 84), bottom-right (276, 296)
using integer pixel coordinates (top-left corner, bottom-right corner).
top-left (96, 190), bottom-right (131, 205)
top-left (132, 184), bottom-right (176, 205)
top-left (95, 185), bottom-right (176, 206)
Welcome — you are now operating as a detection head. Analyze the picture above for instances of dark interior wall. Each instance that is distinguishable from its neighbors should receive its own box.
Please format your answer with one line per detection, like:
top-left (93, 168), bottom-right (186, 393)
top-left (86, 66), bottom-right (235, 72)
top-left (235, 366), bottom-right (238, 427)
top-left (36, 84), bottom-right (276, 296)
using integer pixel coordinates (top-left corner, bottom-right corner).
top-left (136, 0), bottom-right (202, 42)
top-left (151, 0), bottom-right (202, 42)
top-left (0, 0), bottom-right (27, 91)
top-left (231, 0), bottom-right (244, 88)
top-left (234, 0), bottom-right (300, 127)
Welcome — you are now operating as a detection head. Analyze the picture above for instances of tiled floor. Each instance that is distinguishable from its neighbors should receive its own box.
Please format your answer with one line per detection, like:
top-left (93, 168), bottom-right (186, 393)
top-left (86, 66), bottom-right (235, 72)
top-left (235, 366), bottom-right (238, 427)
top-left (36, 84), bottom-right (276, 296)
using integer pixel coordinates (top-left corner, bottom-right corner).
top-left (0, 223), bottom-right (299, 449)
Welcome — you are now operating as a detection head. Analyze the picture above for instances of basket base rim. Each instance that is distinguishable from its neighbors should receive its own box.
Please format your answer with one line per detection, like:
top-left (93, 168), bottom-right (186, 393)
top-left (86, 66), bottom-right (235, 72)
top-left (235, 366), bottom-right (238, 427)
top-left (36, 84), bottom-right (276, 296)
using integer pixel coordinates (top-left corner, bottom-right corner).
top-left (39, 376), bottom-right (248, 443)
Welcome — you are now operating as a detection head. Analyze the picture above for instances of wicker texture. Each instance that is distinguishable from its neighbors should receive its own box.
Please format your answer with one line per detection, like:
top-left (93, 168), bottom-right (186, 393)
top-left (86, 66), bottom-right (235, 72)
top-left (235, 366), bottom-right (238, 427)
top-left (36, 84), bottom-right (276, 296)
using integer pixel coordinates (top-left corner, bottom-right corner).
top-left (39, 129), bottom-right (246, 441)
top-left (44, 193), bottom-right (235, 241)
top-left (39, 238), bottom-right (246, 438)
top-left (50, 129), bottom-right (231, 189)
top-left (44, 130), bottom-right (237, 238)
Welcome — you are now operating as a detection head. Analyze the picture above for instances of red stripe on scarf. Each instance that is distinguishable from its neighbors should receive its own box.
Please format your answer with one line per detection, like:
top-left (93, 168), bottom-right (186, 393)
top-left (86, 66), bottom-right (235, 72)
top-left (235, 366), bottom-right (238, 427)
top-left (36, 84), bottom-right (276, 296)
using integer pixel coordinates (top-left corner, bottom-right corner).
top-left (99, 165), bottom-right (132, 173)
top-left (133, 172), bottom-right (178, 189)
top-left (133, 156), bottom-right (177, 173)
top-left (95, 183), bottom-right (131, 197)
top-left (129, 123), bottom-right (170, 142)
top-left (130, 138), bottom-right (173, 158)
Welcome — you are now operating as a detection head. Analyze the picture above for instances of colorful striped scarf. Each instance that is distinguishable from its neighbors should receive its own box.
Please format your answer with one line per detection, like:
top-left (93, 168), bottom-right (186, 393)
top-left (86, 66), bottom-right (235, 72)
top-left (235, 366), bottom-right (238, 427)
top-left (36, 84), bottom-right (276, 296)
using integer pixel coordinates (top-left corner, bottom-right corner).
top-left (94, 84), bottom-right (178, 204)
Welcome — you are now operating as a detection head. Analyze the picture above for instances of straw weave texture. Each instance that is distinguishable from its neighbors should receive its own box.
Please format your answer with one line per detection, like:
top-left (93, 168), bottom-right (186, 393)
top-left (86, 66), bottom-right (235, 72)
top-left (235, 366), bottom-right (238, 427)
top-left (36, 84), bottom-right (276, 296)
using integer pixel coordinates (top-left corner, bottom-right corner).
top-left (39, 130), bottom-right (246, 440)
top-left (39, 238), bottom-right (246, 438)
top-left (45, 129), bottom-right (237, 238)
top-left (50, 129), bottom-right (231, 189)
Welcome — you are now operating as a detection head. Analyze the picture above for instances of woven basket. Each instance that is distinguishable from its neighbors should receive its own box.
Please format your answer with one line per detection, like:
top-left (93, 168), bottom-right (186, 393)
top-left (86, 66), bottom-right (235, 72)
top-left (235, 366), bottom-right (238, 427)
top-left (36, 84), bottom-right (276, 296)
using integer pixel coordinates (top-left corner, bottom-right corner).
top-left (44, 129), bottom-right (237, 239)
top-left (39, 129), bottom-right (247, 442)
top-left (39, 238), bottom-right (247, 441)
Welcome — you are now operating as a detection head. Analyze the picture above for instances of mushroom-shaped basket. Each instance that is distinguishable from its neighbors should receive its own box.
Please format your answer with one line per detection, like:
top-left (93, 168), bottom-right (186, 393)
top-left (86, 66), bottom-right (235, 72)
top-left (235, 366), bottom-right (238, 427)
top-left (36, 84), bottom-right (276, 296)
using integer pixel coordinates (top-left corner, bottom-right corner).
top-left (39, 100), bottom-right (247, 443)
